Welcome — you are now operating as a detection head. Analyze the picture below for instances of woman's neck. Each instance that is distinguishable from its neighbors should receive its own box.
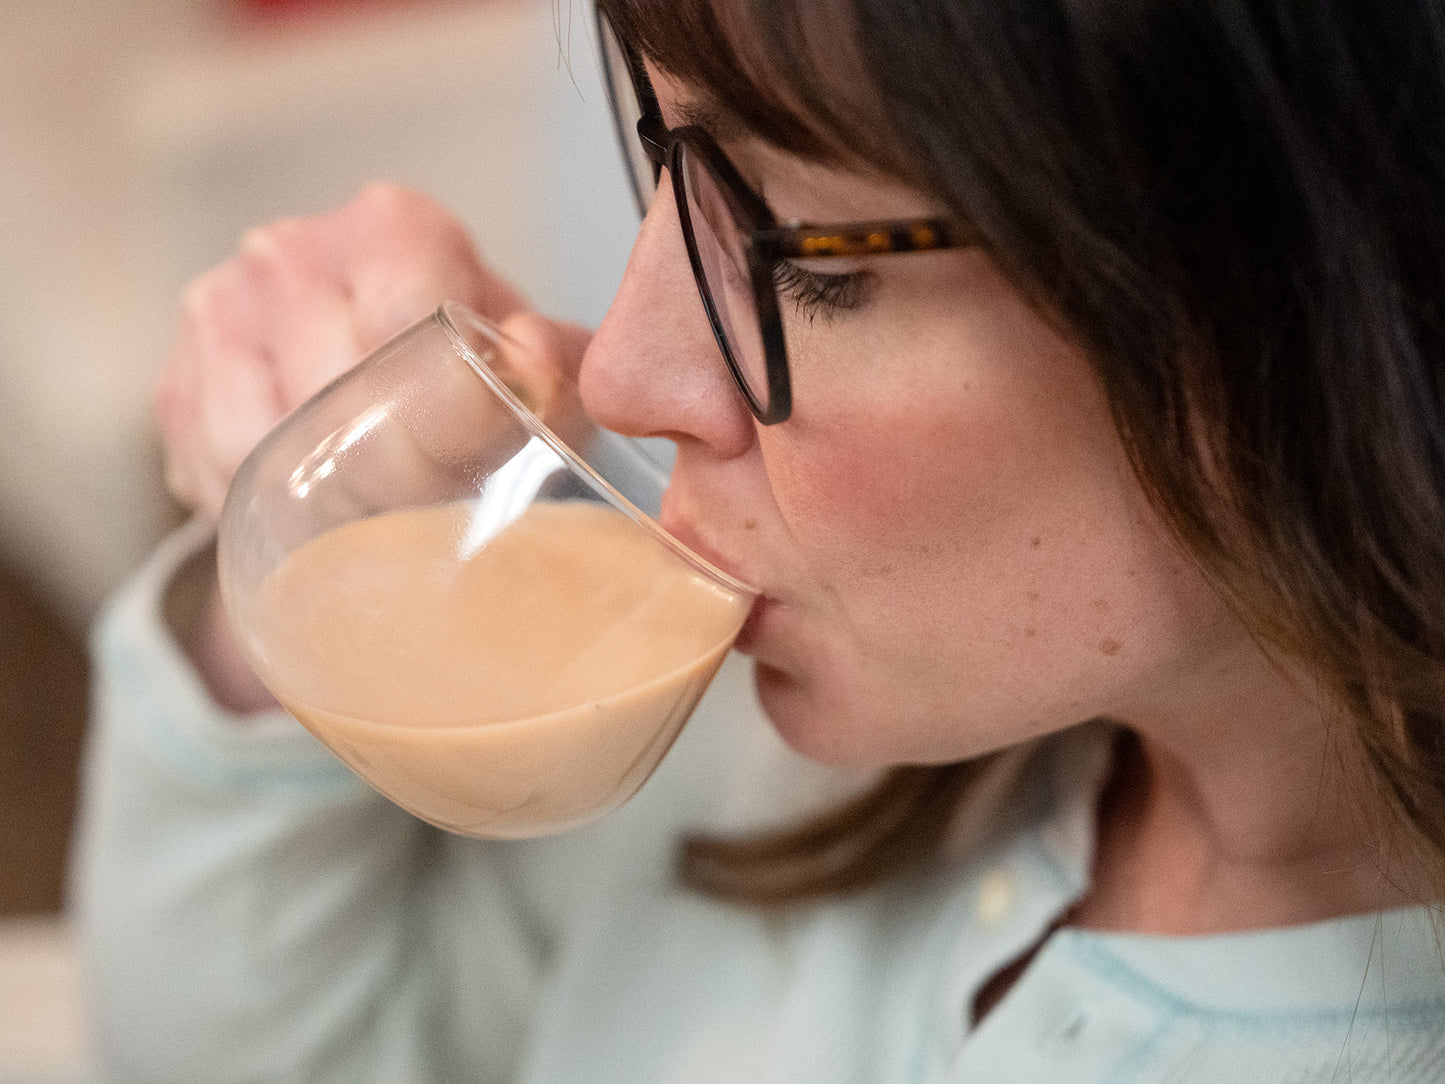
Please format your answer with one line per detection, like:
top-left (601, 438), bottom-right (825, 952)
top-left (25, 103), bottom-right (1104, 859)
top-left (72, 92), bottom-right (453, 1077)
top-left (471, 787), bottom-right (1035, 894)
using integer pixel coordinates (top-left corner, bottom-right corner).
top-left (1072, 650), bottom-right (1418, 935)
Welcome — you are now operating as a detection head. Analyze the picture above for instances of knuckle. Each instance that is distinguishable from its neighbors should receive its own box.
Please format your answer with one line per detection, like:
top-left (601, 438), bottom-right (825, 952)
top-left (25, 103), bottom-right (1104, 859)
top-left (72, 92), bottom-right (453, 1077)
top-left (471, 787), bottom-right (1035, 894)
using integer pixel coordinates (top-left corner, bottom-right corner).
top-left (238, 218), bottom-right (301, 266)
top-left (349, 182), bottom-right (403, 230)
top-left (178, 257), bottom-right (249, 326)
top-left (355, 179), bottom-right (404, 206)
top-left (353, 181), bottom-right (459, 240)
top-left (179, 266), bottom-right (226, 316)
top-left (354, 180), bottom-right (421, 220)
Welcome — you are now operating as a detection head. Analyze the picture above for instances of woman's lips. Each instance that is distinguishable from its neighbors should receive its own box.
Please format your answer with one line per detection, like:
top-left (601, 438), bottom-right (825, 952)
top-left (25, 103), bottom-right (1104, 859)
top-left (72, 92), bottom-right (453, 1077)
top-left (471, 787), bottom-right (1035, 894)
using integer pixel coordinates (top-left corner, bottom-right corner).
top-left (733, 594), bottom-right (769, 654)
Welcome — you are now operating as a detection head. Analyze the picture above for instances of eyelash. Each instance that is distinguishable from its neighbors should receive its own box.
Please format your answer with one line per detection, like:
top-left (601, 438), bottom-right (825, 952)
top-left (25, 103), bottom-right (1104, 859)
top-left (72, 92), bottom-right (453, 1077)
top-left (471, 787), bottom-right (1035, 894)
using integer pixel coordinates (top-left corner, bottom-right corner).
top-left (771, 261), bottom-right (874, 323)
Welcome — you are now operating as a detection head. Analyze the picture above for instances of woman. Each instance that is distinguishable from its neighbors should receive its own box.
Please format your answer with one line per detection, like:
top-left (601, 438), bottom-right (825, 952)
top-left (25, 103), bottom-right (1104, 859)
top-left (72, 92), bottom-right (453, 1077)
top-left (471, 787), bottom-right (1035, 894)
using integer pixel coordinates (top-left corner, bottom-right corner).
top-left (75, 0), bottom-right (1445, 1080)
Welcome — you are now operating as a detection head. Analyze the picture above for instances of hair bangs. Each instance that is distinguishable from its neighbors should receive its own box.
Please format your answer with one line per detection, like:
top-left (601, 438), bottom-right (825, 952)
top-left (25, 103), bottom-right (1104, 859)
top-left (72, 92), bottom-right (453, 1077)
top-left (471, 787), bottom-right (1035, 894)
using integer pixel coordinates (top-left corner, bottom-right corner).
top-left (597, 0), bottom-right (905, 178)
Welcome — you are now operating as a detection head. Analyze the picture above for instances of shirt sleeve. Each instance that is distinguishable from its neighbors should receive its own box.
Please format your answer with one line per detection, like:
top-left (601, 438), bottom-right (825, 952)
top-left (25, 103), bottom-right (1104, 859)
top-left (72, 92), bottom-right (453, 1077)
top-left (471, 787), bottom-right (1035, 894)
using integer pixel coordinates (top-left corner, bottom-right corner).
top-left (70, 521), bottom-right (553, 1083)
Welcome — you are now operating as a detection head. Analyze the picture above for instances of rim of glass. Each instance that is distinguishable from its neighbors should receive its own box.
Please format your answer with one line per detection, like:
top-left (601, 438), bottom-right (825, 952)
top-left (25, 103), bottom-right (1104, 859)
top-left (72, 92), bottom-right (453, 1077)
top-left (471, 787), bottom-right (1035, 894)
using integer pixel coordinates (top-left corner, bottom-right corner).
top-left (436, 301), bottom-right (758, 599)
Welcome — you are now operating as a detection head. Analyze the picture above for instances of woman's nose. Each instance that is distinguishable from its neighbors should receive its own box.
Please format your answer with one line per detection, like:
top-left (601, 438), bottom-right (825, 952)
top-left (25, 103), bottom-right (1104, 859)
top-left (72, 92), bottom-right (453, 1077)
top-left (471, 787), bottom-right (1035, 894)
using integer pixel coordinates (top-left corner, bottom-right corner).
top-left (579, 182), bottom-right (756, 457)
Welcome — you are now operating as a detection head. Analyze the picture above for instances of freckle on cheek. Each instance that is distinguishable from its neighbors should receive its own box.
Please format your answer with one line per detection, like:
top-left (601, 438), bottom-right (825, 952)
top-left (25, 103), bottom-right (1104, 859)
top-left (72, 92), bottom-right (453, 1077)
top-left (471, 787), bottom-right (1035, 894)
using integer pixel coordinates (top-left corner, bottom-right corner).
top-left (1100, 639), bottom-right (1122, 656)
top-left (744, 518), bottom-right (757, 530)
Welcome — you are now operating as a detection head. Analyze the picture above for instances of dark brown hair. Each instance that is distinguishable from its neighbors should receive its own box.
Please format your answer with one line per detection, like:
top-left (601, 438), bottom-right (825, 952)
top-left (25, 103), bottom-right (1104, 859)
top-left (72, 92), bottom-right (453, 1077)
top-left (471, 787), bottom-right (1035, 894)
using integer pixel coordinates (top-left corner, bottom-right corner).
top-left (599, 0), bottom-right (1445, 907)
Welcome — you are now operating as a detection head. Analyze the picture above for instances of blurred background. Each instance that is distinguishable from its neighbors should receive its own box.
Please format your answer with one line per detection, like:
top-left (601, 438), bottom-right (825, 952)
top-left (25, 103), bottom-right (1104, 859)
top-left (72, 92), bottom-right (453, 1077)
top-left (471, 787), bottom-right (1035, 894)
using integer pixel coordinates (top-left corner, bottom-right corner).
top-left (0, 0), bottom-right (634, 1077)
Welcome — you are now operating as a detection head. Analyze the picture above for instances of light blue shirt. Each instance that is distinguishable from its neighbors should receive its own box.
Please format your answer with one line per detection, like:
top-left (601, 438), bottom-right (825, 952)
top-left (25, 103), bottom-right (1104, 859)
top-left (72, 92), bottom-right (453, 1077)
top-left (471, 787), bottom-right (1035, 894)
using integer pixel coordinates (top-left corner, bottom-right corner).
top-left (74, 521), bottom-right (1445, 1082)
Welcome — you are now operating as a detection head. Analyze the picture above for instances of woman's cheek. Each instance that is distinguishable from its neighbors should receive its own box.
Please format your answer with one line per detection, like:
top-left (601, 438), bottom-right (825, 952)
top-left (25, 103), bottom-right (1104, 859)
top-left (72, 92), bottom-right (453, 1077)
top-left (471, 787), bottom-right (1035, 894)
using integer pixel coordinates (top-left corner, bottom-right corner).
top-left (762, 397), bottom-right (1024, 575)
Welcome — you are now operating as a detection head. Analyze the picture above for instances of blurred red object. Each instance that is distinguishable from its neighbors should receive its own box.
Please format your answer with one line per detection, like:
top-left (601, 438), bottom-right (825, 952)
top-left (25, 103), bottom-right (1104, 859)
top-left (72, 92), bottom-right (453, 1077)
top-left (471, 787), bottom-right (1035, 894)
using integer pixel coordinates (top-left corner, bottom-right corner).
top-left (243, 0), bottom-right (375, 7)
top-left (238, 0), bottom-right (436, 16)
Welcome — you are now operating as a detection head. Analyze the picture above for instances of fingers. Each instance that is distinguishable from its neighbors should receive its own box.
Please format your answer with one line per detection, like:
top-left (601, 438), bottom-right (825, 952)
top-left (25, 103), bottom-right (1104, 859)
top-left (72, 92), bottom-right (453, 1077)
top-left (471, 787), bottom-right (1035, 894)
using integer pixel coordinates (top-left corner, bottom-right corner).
top-left (499, 312), bottom-right (596, 451)
top-left (338, 183), bottom-right (530, 346)
top-left (153, 182), bottom-right (534, 525)
top-left (233, 218), bottom-right (365, 407)
top-left (499, 312), bottom-right (593, 384)
top-left (157, 262), bottom-right (286, 522)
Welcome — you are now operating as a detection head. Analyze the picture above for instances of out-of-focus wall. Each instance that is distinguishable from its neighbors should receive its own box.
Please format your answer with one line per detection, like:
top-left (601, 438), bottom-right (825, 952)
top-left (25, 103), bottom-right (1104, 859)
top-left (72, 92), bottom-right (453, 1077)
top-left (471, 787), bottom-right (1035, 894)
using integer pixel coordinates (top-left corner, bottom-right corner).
top-left (0, 0), bottom-right (635, 628)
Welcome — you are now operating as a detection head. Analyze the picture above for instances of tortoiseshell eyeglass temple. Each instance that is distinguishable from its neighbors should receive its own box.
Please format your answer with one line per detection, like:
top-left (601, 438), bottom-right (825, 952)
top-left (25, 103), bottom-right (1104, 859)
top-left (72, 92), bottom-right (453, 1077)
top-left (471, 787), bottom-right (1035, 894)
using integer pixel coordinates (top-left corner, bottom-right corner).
top-left (751, 218), bottom-right (966, 262)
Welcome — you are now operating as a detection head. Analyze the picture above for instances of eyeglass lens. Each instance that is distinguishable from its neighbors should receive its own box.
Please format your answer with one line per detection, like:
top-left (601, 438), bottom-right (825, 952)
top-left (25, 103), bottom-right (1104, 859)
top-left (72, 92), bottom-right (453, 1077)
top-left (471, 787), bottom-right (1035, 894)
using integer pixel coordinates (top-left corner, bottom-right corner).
top-left (679, 152), bottom-right (773, 416)
top-left (598, 13), bottom-right (776, 418)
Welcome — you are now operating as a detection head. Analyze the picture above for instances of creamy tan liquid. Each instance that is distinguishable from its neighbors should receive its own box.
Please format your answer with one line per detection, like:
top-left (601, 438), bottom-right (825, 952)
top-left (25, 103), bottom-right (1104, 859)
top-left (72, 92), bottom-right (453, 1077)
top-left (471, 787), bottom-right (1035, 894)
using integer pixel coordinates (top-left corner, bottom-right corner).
top-left (243, 500), bottom-right (751, 837)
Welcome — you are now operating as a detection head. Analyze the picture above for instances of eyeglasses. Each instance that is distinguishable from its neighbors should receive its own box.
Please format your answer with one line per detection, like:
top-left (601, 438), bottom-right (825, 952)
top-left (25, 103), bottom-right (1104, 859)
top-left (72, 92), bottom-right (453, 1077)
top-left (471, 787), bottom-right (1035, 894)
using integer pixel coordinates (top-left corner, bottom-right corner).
top-left (595, 7), bottom-right (967, 424)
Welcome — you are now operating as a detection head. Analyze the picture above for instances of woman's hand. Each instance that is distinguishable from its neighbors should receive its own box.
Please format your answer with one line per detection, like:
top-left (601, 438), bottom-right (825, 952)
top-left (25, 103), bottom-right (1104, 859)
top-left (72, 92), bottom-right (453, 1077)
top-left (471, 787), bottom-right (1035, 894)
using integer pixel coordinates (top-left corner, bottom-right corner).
top-left (151, 183), bottom-right (596, 713)
top-left (155, 182), bottom-right (531, 525)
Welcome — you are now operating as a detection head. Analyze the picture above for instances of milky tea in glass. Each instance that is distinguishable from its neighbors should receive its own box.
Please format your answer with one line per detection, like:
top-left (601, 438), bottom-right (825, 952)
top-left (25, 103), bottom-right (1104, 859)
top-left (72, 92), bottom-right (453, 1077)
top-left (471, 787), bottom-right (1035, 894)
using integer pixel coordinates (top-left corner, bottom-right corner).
top-left (218, 303), bottom-right (756, 837)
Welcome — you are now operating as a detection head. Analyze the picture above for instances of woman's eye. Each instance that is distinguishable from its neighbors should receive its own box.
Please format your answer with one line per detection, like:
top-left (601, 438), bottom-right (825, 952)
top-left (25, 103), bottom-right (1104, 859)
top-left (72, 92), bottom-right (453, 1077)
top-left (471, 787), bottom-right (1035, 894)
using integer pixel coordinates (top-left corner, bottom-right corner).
top-left (772, 260), bottom-right (875, 323)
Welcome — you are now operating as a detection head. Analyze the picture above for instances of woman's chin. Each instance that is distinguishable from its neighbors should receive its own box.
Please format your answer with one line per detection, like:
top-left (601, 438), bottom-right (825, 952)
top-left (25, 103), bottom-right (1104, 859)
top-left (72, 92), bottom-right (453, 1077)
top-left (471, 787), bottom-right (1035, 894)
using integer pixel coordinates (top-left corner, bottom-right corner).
top-left (751, 661), bottom-right (880, 769)
top-left (751, 658), bottom-right (1047, 770)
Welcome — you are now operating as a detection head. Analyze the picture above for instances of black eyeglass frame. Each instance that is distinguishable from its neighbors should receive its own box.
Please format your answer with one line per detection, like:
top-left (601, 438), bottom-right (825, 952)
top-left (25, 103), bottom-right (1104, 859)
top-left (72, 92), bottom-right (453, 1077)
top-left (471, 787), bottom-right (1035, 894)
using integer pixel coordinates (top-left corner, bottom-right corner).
top-left (596, 7), bottom-right (967, 424)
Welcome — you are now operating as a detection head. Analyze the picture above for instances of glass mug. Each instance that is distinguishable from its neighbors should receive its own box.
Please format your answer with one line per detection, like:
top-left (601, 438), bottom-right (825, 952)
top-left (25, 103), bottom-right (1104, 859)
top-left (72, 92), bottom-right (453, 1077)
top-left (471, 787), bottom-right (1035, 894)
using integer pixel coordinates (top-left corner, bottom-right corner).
top-left (218, 302), bottom-right (757, 837)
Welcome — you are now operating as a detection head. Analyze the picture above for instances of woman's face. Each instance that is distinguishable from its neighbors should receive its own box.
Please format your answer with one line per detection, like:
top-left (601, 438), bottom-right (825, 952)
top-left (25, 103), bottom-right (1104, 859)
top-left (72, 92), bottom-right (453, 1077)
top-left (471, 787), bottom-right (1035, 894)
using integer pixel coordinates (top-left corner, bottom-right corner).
top-left (578, 71), bottom-right (1245, 769)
